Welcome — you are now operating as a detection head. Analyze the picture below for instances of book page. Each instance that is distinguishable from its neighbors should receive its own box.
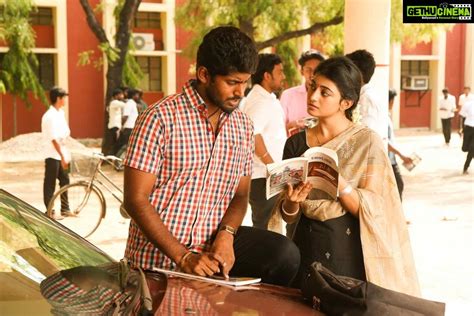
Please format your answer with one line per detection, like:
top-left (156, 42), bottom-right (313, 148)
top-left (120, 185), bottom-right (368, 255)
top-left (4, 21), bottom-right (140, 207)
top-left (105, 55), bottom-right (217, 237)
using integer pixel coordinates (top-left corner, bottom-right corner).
top-left (303, 147), bottom-right (339, 199)
top-left (153, 268), bottom-right (261, 286)
top-left (265, 158), bottom-right (308, 200)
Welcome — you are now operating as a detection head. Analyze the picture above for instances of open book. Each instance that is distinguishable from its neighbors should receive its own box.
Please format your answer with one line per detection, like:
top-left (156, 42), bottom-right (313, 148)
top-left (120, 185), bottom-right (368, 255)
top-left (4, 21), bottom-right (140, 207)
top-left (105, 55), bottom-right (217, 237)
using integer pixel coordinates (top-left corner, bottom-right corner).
top-left (153, 268), bottom-right (261, 287)
top-left (266, 147), bottom-right (339, 200)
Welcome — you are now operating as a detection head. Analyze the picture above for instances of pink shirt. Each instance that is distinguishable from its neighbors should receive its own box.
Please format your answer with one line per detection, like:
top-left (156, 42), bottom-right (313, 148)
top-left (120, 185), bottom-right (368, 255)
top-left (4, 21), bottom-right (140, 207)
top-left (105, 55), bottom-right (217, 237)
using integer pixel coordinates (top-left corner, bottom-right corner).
top-left (280, 84), bottom-right (309, 124)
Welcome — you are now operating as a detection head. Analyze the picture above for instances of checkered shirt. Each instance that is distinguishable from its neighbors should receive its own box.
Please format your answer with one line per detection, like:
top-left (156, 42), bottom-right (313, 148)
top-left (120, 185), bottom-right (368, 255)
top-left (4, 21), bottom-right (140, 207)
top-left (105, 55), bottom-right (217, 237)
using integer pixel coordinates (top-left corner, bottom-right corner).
top-left (124, 80), bottom-right (254, 270)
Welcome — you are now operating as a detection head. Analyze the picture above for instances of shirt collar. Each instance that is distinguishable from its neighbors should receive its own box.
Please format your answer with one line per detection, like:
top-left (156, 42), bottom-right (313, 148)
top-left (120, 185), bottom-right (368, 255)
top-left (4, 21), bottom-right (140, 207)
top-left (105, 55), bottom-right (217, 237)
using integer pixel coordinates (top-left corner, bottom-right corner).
top-left (252, 84), bottom-right (276, 99)
top-left (182, 79), bottom-right (231, 120)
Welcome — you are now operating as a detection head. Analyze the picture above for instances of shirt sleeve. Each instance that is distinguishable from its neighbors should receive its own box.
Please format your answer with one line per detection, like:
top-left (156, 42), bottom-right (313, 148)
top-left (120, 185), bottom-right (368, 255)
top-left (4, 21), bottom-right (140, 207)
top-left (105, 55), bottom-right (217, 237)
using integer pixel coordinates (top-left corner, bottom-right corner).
top-left (244, 100), bottom-right (270, 134)
top-left (241, 122), bottom-right (254, 176)
top-left (123, 101), bottom-right (133, 116)
top-left (124, 108), bottom-right (164, 175)
top-left (279, 90), bottom-right (290, 124)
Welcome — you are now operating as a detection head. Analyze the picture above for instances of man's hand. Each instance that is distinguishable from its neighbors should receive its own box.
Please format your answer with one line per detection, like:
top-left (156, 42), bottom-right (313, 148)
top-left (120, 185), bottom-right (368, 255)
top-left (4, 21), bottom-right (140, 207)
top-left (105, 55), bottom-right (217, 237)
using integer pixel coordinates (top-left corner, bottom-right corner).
top-left (179, 252), bottom-right (222, 277)
top-left (400, 155), bottom-right (413, 165)
top-left (60, 157), bottom-right (69, 170)
top-left (210, 231), bottom-right (235, 279)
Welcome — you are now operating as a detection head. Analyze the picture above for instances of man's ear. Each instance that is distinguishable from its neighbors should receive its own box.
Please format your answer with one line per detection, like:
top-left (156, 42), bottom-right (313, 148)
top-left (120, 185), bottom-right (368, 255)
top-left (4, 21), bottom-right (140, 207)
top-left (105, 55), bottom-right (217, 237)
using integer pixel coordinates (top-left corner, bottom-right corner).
top-left (196, 66), bottom-right (210, 84)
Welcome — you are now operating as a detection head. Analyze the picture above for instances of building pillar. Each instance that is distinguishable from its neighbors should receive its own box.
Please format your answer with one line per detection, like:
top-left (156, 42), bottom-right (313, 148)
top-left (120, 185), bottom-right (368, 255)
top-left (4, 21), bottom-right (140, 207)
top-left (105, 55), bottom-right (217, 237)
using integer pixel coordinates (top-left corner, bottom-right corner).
top-left (344, 0), bottom-right (391, 137)
top-left (54, 0), bottom-right (69, 121)
top-left (465, 25), bottom-right (474, 89)
top-left (390, 42), bottom-right (401, 129)
top-left (431, 31), bottom-right (447, 131)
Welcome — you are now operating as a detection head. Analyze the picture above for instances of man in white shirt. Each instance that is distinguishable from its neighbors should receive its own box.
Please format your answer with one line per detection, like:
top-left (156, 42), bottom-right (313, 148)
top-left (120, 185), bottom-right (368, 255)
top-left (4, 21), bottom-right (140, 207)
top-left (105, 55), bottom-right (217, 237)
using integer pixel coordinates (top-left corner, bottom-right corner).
top-left (106, 88), bottom-right (125, 155)
top-left (460, 99), bottom-right (474, 174)
top-left (458, 86), bottom-right (474, 134)
top-left (438, 88), bottom-right (456, 145)
top-left (241, 54), bottom-right (287, 229)
top-left (346, 50), bottom-right (388, 145)
top-left (41, 87), bottom-right (72, 219)
top-left (116, 88), bottom-right (139, 153)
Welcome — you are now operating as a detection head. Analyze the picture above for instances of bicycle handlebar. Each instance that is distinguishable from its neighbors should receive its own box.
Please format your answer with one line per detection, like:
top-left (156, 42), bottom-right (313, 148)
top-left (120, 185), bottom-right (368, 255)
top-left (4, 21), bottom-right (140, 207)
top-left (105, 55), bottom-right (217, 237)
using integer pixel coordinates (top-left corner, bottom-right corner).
top-left (92, 152), bottom-right (122, 162)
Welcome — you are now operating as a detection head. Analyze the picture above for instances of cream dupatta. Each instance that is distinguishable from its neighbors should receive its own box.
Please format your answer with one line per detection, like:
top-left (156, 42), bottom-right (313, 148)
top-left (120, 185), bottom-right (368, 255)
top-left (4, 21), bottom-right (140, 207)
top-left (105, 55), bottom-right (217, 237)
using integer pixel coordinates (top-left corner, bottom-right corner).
top-left (268, 124), bottom-right (421, 296)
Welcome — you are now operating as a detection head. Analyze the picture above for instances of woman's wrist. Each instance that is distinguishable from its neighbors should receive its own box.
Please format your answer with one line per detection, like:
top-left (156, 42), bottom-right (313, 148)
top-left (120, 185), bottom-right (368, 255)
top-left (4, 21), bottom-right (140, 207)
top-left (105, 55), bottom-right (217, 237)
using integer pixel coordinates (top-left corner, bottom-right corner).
top-left (339, 184), bottom-right (353, 197)
top-left (281, 200), bottom-right (300, 216)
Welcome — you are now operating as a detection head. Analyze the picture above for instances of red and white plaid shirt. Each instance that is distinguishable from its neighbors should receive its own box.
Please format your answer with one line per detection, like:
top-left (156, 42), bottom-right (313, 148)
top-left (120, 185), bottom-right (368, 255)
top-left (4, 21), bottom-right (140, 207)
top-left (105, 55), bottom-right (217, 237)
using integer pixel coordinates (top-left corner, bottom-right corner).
top-left (124, 80), bottom-right (254, 270)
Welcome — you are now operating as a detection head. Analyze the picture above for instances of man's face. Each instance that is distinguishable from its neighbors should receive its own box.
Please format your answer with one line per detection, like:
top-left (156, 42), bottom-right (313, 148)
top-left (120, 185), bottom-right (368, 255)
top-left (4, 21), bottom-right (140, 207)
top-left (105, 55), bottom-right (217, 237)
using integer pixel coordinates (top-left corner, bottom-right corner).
top-left (268, 63), bottom-right (286, 93)
top-left (205, 72), bottom-right (251, 113)
top-left (301, 59), bottom-right (322, 90)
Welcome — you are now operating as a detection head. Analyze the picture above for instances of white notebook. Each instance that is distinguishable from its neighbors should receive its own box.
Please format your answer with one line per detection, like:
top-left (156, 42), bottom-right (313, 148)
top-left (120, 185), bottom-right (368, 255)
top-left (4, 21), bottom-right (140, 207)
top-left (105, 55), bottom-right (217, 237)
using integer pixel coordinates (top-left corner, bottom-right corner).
top-left (153, 268), bottom-right (261, 287)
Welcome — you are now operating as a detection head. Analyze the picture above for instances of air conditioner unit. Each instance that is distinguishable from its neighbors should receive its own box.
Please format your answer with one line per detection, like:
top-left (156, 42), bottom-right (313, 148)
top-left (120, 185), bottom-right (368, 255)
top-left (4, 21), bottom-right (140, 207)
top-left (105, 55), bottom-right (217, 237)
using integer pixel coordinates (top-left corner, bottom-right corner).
top-left (132, 33), bottom-right (155, 51)
top-left (402, 75), bottom-right (429, 90)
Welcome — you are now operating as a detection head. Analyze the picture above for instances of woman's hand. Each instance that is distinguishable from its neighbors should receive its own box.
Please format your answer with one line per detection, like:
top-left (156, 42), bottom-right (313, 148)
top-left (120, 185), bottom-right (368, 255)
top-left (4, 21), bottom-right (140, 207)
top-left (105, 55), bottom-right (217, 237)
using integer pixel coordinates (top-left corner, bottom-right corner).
top-left (281, 182), bottom-right (312, 218)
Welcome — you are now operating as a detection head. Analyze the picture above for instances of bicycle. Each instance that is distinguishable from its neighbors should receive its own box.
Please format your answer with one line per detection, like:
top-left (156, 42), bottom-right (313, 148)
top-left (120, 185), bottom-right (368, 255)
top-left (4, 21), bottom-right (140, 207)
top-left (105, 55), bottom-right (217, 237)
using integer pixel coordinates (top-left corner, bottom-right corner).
top-left (47, 153), bottom-right (129, 238)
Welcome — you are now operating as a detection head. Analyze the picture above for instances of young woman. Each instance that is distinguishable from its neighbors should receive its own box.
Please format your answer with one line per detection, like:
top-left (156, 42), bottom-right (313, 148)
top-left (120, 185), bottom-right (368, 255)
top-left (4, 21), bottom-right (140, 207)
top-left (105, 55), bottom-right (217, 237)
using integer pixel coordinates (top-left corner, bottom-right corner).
top-left (269, 57), bottom-right (420, 296)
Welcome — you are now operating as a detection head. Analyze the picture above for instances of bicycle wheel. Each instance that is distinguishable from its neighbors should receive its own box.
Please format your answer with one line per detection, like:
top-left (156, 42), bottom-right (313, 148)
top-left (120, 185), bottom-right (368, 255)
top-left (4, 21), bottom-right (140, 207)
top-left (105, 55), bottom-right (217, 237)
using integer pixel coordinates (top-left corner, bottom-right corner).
top-left (47, 182), bottom-right (106, 238)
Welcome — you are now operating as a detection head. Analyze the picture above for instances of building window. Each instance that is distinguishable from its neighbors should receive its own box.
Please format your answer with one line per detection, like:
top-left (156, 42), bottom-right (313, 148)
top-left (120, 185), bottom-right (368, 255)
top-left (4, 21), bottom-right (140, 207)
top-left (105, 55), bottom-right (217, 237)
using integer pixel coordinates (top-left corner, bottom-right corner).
top-left (30, 7), bottom-right (53, 26)
top-left (136, 56), bottom-right (162, 92)
top-left (34, 54), bottom-right (55, 90)
top-left (134, 12), bottom-right (161, 29)
top-left (401, 60), bottom-right (429, 76)
top-left (0, 53), bottom-right (55, 90)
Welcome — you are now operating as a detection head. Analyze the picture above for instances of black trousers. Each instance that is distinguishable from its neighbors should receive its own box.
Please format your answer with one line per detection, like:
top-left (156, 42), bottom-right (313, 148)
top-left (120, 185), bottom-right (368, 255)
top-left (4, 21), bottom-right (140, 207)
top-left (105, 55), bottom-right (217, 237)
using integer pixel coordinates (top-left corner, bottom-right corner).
top-left (441, 118), bottom-right (452, 144)
top-left (392, 163), bottom-right (404, 201)
top-left (463, 125), bottom-right (474, 172)
top-left (249, 178), bottom-right (279, 229)
top-left (115, 128), bottom-right (133, 154)
top-left (43, 158), bottom-right (70, 211)
top-left (230, 226), bottom-right (300, 287)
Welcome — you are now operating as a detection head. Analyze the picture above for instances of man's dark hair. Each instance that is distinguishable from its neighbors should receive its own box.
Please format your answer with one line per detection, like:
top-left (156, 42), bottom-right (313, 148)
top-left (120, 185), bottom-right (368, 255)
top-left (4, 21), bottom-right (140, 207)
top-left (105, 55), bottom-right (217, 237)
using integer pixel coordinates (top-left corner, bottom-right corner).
top-left (251, 54), bottom-right (282, 85)
top-left (112, 88), bottom-right (123, 97)
top-left (389, 89), bottom-right (397, 101)
top-left (346, 49), bottom-right (375, 84)
top-left (298, 49), bottom-right (325, 67)
top-left (49, 86), bottom-right (68, 104)
top-left (314, 57), bottom-right (362, 121)
top-left (196, 26), bottom-right (258, 77)
top-left (127, 88), bottom-right (139, 100)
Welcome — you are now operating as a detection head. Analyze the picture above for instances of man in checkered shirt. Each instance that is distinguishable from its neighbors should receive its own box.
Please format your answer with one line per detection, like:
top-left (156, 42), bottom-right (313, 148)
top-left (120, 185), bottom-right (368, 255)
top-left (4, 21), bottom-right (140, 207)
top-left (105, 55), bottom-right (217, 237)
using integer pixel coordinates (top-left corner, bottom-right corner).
top-left (123, 26), bottom-right (300, 286)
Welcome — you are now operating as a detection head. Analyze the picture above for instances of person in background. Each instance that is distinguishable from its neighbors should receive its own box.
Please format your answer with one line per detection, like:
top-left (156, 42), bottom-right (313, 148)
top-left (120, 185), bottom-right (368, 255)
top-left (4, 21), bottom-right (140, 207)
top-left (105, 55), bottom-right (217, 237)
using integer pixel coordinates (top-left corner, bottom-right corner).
top-left (460, 98), bottom-right (474, 174)
top-left (280, 49), bottom-right (325, 136)
top-left (387, 89), bottom-right (412, 200)
top-left (123, 26), bottom-right (300, 286)
top-left (458, 86), bottom-right (474, 135)
top-left (136, 88), bottom-right (148, 114)
top-left (346, 49), bottom-right (387, 145)
top-left (106, 88), bottom-right (126, 155)
top-left (241, 53), bottom-right (287, 229)
top-left (41, 87), bottom-right (72, 220)
top-left (269, 57), bottom-right (419, 296)
top-left (438, 88), bottom-right (456, 145)
top-left (116, 88), bottom-right (139, 154)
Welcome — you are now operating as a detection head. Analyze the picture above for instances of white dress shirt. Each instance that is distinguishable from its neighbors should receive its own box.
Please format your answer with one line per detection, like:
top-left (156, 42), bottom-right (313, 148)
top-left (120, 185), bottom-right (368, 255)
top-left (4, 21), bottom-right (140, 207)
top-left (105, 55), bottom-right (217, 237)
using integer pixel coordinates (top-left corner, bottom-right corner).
top-left (241, 84), bottom-right (287, 179)
top-left (438, 94), bottom-right (456, 119)
top-left (459, 93), bottom-right (474, 107)
top-left (460, 100), bottom-right (474, 127)
top-left (358, 84), bottom-right (388, 143)
top-left (108, 99), bottom-right (126, 129)
top-left (123, 99), bottom-right (138, 129)
top-left (41, 106), bottom-right (71, 161)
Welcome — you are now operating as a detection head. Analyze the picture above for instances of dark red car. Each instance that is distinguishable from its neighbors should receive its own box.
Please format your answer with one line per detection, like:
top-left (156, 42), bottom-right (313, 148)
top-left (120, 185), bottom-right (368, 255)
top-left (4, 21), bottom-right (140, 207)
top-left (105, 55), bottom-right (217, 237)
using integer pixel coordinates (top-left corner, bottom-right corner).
top-left (0, 189), bottom-right (321, 315)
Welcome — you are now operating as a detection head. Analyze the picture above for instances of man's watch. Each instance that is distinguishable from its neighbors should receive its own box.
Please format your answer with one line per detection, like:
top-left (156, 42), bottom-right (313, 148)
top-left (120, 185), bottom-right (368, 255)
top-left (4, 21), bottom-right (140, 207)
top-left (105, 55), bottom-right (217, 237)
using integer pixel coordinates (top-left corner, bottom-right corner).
top-left (219, 225), bottom-right (237, 236)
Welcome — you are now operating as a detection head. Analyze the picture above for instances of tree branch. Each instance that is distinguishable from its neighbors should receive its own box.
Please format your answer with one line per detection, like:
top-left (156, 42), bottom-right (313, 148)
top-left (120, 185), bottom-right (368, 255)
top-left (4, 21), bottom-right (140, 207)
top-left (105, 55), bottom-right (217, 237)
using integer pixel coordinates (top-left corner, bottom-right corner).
top-left (79, 0), bottom-right (109, 44)
top-left (255, 14), bottom-right (344, 50)
top-left (115, 0), bottom-right (141, 52)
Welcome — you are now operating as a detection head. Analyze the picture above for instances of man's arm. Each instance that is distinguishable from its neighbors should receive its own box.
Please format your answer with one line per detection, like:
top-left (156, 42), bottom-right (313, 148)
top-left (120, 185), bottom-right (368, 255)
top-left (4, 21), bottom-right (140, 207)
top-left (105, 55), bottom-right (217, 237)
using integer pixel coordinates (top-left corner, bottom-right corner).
top-left (254, 134), bottom-right (274, 165)
top-left (124, 166), bottom-right (221, 276)
top-left (52, 139), bottom-right (68, 169)
top-left (210, 175), bottom-right (251, 277)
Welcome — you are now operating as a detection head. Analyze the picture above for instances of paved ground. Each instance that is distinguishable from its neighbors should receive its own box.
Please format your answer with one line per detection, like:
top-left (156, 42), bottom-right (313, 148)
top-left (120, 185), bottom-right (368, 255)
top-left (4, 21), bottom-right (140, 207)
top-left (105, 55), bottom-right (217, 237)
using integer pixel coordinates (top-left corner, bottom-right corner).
top-left (1, 130), bottom-right (473, 314)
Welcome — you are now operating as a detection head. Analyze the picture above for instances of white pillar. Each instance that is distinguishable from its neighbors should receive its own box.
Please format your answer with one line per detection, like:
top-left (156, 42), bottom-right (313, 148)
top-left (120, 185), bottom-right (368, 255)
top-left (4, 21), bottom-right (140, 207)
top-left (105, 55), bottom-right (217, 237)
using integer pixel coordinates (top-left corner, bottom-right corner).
top-left (344, 0), bottom-right (391, 137)
top-left (465, 25), bottom-right (474, 89)
top-left (389, 42), bottom-right (401, 129)
top-left (55, 0), bottom-right (69, 121)
top-left (431, 31), bottom-right (446, 131)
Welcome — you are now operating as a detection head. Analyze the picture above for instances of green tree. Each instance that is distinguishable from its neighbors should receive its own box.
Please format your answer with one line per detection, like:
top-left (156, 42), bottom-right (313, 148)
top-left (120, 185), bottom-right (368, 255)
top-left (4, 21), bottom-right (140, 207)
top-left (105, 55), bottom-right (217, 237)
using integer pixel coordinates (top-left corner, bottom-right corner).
top-left (79, 0), bottom-right (143, 153)
top-left (0, 0), bottom-right (47, 137)
top-left (176, 0), bottom-right (450, 86)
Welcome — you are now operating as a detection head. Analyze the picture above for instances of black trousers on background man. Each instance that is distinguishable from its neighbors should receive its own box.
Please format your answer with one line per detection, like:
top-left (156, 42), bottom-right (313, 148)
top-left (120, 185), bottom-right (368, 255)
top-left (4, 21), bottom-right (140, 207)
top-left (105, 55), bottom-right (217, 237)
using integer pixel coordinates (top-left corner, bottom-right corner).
top-left (43, 158), bottom-right (70, 211)
top-left (392, 163), bottom-right (404, 201)
top-left (249, 178), bottom-right (278, 229)
top-left (441, 118), bottom-right (452, 144)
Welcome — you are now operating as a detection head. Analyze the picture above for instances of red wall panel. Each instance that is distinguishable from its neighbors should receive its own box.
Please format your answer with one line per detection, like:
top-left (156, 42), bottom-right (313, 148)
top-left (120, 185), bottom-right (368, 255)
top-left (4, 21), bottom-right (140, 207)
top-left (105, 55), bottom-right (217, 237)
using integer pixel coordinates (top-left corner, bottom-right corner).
top-left (66, 0), bottom-right (104, 138)
top-left (32, 25), bottom-right (55, 48)
top-left (399, 91), bottom-right (431, 128)
top-left (401, 41), bottom-right (432, 55)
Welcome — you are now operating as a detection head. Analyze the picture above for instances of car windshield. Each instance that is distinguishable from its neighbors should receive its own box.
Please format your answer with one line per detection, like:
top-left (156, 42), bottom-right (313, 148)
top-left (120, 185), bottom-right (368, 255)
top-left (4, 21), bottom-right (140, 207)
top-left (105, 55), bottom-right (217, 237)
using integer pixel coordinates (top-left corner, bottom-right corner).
top-left (0, 189), bottom-right (114, 314)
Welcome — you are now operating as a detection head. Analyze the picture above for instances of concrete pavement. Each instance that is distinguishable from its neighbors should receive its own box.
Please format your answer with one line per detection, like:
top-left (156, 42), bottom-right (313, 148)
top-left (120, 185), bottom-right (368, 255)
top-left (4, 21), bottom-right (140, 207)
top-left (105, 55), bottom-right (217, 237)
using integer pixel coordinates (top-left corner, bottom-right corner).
top-left (1, 130), bottom-right (473, 314)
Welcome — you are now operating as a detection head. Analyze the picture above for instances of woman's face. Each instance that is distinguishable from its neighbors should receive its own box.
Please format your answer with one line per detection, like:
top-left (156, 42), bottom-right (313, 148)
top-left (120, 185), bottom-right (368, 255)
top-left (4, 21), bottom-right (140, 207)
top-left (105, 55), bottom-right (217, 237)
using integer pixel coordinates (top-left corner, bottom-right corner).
top-left (307, 74), bottom-right (350, 119)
